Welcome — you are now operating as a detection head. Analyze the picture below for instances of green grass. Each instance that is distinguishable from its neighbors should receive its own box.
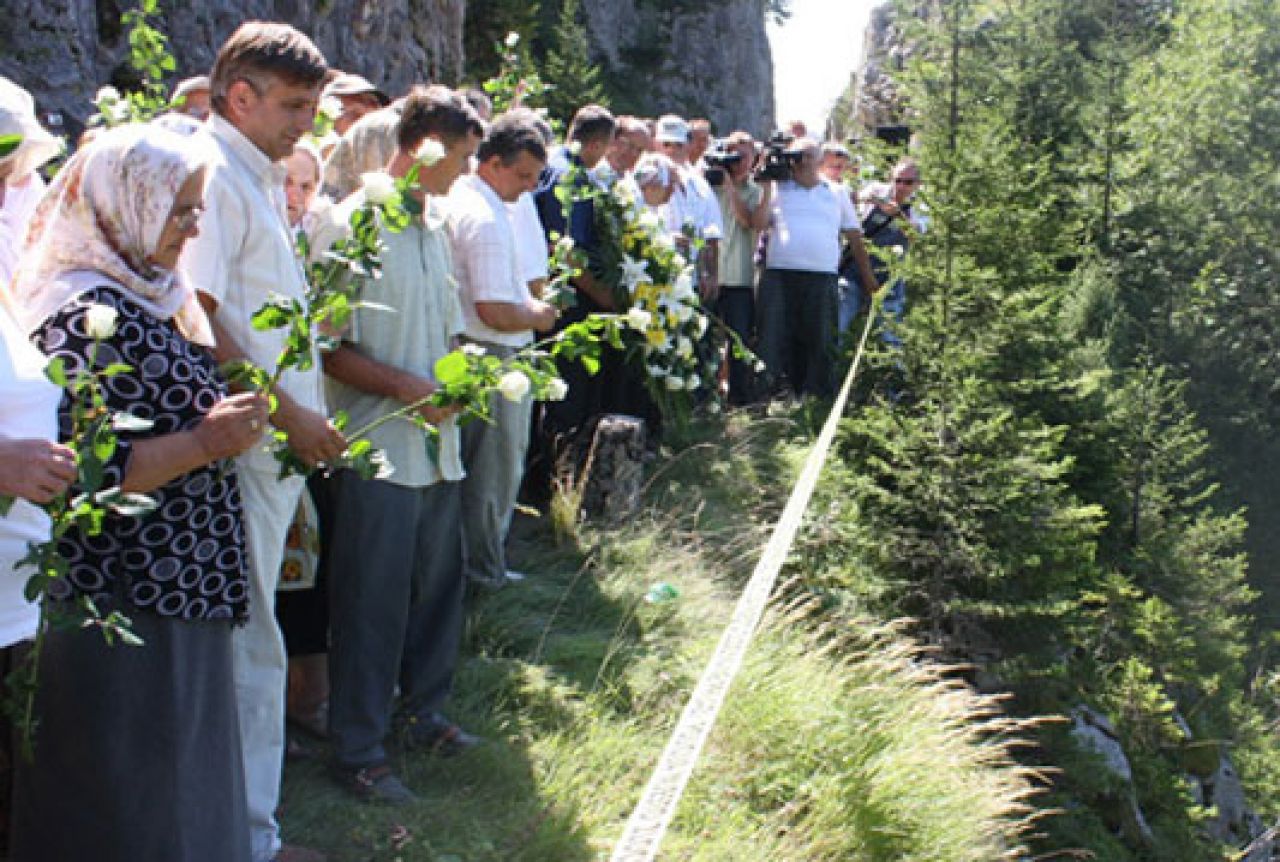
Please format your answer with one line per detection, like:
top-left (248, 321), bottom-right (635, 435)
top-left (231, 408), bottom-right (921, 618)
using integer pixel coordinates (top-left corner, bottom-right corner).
top-left (279, 406), bottom-right (1042, 860)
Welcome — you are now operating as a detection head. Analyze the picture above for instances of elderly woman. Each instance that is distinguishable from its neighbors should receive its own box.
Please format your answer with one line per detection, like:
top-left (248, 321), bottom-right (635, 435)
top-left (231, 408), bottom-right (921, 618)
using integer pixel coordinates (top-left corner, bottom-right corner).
top-left (7, 123), bottom-right (268, 862)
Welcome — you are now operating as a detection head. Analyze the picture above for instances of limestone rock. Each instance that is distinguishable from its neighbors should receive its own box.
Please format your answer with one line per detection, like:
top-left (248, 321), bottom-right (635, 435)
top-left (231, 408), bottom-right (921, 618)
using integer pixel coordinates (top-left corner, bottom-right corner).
top-left (1070, 705), bottom-right (1156, 847)
top-left (580, 414), bottom-right (646, 523)
top-left (580, 0), bottom-right (775, 136)
top-left (0, 0), bottom-right (465, 137)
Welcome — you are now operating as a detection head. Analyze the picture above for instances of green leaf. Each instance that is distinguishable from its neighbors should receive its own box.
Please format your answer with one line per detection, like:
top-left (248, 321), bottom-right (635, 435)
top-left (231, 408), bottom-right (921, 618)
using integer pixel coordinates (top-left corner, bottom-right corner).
top-left (0, 495), bottom-right (14, 516)
top-left (44, 357), bottom-right (68, 387)
top-left (0, 134), bottom-right (20, 161)
top-left (434, 351), bottom-right (470, 386)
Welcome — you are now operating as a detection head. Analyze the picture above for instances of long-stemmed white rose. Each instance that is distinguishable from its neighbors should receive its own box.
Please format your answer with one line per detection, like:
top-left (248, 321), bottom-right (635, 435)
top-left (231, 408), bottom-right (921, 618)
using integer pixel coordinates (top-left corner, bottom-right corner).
top-left (359, 171), bottom-right (398, 206)
top-left (415, 138), bottom-right (447, 167)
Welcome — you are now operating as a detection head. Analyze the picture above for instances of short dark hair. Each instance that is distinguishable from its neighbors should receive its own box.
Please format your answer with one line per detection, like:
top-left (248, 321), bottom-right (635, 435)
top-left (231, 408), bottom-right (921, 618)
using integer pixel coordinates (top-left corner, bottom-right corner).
top-left (210, 21), bottom-right (328, 116)
top-left (567, 104), bottom-right (615, 146)
top-left (395, 85), bottom-right (485, 152)
top-left (477, 111), bottom-right (548, 165)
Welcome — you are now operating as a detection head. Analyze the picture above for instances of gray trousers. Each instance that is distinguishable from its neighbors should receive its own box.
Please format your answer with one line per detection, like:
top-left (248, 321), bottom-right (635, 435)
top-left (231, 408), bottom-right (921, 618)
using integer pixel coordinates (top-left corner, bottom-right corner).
top-left (756, 268), bottom-right (839, 397)
top-left (323, 471), bottom-right (463, 768)
top-left (460, 342), bottom-right (532, 584)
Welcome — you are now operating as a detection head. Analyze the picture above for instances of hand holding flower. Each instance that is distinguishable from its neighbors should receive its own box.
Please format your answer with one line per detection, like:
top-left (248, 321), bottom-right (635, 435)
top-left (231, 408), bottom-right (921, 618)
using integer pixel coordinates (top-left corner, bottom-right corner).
top-left (0, 439), bottom-right (77, 506)
top-left (193, 393), bottom-right (272, 462)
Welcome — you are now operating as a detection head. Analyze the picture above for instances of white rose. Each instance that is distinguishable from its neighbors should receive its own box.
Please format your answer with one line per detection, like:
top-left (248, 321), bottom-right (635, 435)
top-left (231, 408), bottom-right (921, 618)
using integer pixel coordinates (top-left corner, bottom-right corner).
top-left (685, 374), bottom-right (700, 390)
top-left (694, 314), bottom-right (708, 337)
top-left (505, 31), bottom-right (521, 48)
top-left (320, 96), bottom-right (344, 120)
top-left (461, 343), bottom-right (486, 357)
top-left (415, 138), bottom-right (447, 167)
top-left (638, 210), bottom-right (662, 231)
top-left (85, 303), bottom-right (119, 340)
top-left (568, 141), bottom-right (582, 157)
top-left (496, 370), bottom-right (531, 402)
top-left (546, 377), bottom-right (569, 401)
top-left (626, 307), bottom-right (653, 331)
top-left (654, 233), bottom-right (675, 251)
top-left (676, 336), bottom-right (694, 358)
top-left (94, 86), bottom-right (121, 104)
top-left (360, 171), bottom-right (398, 205)
top-left (665, 375), bottom-right (684, 391)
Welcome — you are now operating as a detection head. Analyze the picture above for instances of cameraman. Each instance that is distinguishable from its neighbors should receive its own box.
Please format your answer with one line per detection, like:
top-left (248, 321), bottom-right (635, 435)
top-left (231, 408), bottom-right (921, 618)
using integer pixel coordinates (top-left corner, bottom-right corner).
top-left (758, 138), bottom-right (878, 397)
top-left (848, 157), bottom-right (924, 347)
top-left (712, 131), bottom-right (771, 404)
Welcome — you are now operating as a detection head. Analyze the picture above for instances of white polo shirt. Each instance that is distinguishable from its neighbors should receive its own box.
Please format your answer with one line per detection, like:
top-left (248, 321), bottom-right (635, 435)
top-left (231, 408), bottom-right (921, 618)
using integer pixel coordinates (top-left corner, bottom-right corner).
top-left (765, 178), bottom-right (859, 274)
top-left (178, 115), bottom-right (326, 473)
top-left (446, 174), bottom-right (535, 348)
top-left (509, 191), bottom-right (549, 286)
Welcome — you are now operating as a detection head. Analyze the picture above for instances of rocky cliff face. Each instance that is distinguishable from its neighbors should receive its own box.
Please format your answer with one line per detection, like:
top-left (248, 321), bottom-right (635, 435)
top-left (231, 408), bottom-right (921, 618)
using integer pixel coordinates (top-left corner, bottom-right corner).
top-left (0, 0), bottom-right (465, 133)
top-left (581, 0), bottom-right (775, 136)
top-left (1, 0), bottom-right (774, 140)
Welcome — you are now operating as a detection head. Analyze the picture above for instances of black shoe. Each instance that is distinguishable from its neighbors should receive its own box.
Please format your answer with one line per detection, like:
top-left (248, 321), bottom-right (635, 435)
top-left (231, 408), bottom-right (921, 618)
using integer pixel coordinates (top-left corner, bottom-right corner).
top-left (403, 712), bottom-right (483, 757)
top-left (333, 762), bottom-right (417, 804)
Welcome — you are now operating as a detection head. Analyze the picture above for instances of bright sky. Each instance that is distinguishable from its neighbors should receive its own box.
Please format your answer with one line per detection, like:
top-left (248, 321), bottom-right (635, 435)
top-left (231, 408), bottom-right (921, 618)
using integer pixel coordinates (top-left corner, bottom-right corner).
top-left (767, 0), bottom-right (879, 136)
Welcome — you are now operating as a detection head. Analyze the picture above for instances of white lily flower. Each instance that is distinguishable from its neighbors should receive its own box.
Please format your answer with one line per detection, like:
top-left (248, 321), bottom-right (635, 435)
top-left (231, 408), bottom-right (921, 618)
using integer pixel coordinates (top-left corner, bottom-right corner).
top-left (497, 370), bottom-right (531, 402)
top-left (676, 336), bottom-right (694, 358)
top-left (694, 314), bottom-right (709, 337)
top-left (673, 271), bottom-right (696, 299)
top-left (415, 138), bottom-right (447, 167)
top-left (665, 375), bottom-right (684, 391)
top-left (673, 303), bottom-right (694, 324)
top-left (546, 378), bottom-right (569, 401)
top-left (626, 307), bottom-right (653, 331)
top-left (654, 233), bottom-right (675, 251)
top-left (360, 171), bottom-right (398, 205)
top-left (618, 255), bottom-right (652, 289)
top-left (85, 303), bottom-right (119, 339)
top-left (638, 210), bottom-right (662, 231)
top-left (94, 86), bottom-right (121, 105)
top-left (505, 31), bottom-right (520, 47)
top-left (685, 374), bottom-right (700, 390)
top-left (646, 364), bottom-right (667, 378)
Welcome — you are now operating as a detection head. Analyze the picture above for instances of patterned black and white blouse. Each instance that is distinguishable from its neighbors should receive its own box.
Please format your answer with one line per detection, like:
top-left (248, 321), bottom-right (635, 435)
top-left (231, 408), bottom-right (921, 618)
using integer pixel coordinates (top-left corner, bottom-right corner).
top-left (32, 286), bottom-right (249, 622)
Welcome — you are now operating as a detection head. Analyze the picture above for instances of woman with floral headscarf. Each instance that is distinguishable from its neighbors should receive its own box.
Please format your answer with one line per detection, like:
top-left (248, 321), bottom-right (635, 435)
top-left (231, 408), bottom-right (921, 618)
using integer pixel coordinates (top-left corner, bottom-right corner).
top-left (8, 123), bottom-right (267, 862)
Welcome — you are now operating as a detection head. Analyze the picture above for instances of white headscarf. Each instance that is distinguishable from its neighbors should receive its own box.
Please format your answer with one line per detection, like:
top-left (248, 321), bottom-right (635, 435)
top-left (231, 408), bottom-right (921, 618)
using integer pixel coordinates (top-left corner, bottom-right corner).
top-left (0, 76), bottom-right (64, 184)
top-left (10, 122), bottom-right (214, 343)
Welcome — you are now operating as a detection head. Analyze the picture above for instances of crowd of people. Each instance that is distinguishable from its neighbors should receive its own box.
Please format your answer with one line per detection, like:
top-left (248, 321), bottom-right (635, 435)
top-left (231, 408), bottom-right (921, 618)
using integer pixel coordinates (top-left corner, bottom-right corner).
top-left (0, 18), bottom-right (923, 862)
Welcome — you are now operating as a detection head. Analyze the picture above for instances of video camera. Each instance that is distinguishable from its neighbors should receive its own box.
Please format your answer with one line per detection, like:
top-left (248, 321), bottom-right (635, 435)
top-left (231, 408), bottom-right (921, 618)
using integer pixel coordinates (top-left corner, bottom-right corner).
top-left (754, 131), bottom-right (803, 183)
top-left (702, 138), bottom-right (743, 187)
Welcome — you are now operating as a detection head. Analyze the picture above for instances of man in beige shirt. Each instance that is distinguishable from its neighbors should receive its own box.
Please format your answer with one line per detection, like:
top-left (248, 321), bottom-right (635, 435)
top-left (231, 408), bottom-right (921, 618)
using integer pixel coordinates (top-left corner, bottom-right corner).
top-left (178, 22), bottom-right (343, 862)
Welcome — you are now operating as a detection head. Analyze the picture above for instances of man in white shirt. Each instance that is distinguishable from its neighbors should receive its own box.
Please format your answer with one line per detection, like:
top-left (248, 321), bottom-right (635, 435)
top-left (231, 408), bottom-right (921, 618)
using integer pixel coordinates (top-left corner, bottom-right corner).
top-left (758, 138), bottom-right (879, 397)
top-left (320, 85), bottom-right (485, 803)
top-left (655, 114), bottom-right (723, 302)
top-left (177, 22), bottom-right (341, 862)
top-left (447, 112), bottom-right (557, 589)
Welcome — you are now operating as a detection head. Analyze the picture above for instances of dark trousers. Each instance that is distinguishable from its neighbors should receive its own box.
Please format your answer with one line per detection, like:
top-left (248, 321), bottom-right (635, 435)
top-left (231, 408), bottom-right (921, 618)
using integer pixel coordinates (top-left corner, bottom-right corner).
top-left (324, 471), bottom-right (463, 768)
top-left (715, 285), bottom-right (756, 404)
top-left (756, 268), bottom-right (839, 397)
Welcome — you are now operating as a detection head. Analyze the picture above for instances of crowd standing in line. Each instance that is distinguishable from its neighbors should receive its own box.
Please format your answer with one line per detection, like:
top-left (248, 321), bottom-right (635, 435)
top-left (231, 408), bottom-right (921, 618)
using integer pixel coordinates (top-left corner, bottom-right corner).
top-left (0, 17), bottom-right (923, 860)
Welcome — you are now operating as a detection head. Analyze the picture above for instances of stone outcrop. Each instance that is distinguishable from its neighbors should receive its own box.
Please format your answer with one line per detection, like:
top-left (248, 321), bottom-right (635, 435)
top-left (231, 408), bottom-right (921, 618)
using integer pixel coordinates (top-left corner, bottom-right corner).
top-left (580, 0), bottom-right (775, 137)
top-left (0, 0), bottom-right (465, 135)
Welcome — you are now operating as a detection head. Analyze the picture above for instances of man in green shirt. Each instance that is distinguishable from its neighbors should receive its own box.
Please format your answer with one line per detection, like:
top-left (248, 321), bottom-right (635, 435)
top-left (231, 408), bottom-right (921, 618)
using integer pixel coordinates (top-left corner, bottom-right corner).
top-left (714, 131), bottom-right (771, 404)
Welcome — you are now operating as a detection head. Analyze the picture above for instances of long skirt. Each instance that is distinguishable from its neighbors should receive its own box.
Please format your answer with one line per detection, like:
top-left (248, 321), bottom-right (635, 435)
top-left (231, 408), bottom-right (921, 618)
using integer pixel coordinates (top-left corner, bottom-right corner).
top-left (11, 609), bottom-right (250, 862)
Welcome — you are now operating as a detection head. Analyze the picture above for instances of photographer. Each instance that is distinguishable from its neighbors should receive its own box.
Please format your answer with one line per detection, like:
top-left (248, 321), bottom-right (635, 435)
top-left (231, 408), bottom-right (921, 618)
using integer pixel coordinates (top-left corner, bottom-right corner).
top-left (848, 157), bottom-right (924, 347)
top-left (757, 138), bottom-right (879, 397)
top-left (710, 132), bottom-right (771, 403)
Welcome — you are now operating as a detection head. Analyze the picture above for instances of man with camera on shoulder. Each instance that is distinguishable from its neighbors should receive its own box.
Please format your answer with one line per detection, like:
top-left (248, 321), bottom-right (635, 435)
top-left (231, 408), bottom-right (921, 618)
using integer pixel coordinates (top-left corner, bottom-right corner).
top-left (705, 131), bottom-right (771, 403)
top-left (757, 138), bottom-right (879, 398)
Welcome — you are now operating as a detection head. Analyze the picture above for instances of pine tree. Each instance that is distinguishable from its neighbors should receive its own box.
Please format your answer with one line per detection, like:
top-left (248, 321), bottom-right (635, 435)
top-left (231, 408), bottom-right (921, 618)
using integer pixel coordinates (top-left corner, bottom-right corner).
top-left (542, 0), bottom-right (609, 128)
